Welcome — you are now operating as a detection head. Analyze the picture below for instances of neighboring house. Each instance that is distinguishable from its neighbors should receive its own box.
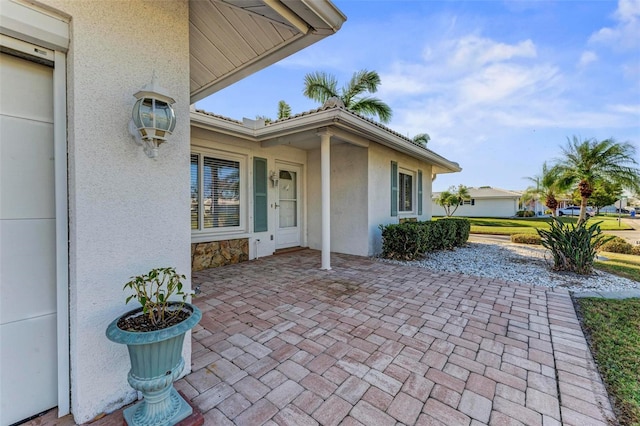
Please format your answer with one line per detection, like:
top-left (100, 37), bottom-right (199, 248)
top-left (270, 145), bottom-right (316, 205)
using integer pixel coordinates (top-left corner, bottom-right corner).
top-left (190, 103), bottom-right (461, 269)
top-left (432, 186), bottom-right (521, 217)
top-left (0, 1), bottom-right (347, 424)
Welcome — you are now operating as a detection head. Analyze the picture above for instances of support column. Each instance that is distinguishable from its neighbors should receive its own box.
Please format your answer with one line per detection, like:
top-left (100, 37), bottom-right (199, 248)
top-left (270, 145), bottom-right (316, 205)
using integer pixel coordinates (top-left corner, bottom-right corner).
top-left (319, 130), bottom-right (332, 270)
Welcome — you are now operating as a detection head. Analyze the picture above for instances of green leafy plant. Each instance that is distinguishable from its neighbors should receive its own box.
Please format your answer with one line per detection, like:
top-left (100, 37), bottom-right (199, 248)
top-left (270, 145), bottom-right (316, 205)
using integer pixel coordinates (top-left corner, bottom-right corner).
top-left (599, 237), bottom-right (634, 254)
top-left (537, 217), bottom-right (612, 274)
top-left (123, 267), bottom-right (189, 327)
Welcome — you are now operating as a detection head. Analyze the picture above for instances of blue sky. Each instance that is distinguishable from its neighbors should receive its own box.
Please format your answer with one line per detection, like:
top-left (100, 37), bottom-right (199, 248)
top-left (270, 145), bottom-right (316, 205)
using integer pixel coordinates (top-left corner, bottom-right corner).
top-left (195, 0), bottom-right (640, 192)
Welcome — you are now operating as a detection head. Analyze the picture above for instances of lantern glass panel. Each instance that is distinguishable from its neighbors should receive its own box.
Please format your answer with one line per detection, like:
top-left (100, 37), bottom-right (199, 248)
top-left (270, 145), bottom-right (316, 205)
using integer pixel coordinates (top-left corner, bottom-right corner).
top-left (132, 98), bottom-right (155, 128)
top-left (154, 101), bottom-right (175, 132)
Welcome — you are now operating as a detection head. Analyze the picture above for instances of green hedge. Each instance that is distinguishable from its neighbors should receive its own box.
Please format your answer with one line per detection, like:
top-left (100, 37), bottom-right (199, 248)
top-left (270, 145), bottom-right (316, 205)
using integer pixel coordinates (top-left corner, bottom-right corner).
top-left (379, 218), bottom-right (470, 260)
top-left (511, 233), bottom-right (542, 245)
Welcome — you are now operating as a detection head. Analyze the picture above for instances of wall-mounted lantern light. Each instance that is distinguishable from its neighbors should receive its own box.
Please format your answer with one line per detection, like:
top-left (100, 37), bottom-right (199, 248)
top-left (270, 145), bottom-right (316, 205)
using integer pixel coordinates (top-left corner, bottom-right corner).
top-left (269, 171), bottom-right (279, 187)
top-left (129, 74), bottom-right (176, 158)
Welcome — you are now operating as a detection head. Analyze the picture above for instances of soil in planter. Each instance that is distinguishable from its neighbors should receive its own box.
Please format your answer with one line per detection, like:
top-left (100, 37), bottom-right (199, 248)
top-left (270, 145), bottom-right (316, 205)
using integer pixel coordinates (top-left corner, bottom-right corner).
top-left (117, 309), bottom-right (191, 333)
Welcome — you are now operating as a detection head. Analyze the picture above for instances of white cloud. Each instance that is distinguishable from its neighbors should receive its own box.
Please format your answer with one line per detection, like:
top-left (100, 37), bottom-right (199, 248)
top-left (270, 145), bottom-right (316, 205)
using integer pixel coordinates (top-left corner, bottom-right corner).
top-left (374, 29), bottom-right (638, 153)
top-left (589, 0), bottom-right (640, 50)
top-left (446, 36), bottom-right (536, 69)
top-left (578, 51), bottom-right (598, 68)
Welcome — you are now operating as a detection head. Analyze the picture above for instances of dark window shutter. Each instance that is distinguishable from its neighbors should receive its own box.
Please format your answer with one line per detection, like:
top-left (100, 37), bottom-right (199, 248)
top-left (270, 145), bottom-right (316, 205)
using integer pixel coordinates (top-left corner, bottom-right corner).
top-left (391, 161), bottom-right (398, 217)
top-left (253, 157), bottom-right (268, 232)
top-left (418, 170), bottom-right (423, 215)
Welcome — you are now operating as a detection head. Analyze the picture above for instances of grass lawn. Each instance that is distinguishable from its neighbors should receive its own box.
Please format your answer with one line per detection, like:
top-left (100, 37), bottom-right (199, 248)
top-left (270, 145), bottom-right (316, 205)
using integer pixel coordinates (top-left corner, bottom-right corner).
top-left (438, 216), bottom-right (634, 235)
top-left (576, 298), bottom-right (640, 425)
top-left (595, 252), bottom-right (640, 282)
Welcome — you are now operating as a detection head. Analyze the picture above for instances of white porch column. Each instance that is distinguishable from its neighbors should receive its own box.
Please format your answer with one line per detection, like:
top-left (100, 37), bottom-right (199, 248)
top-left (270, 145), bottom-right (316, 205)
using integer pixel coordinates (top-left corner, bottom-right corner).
top-left (319, 130), bottom-right (332, 270)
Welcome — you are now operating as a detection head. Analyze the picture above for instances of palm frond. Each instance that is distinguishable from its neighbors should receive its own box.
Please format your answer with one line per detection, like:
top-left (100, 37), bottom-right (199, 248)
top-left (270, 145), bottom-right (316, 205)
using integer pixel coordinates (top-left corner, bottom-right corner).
top-left (342, 69), bottom-right (382, 103)
top-left (303, 71), bottom-right (338, 104)
top-left (349, 97), bottom-right (392, 123)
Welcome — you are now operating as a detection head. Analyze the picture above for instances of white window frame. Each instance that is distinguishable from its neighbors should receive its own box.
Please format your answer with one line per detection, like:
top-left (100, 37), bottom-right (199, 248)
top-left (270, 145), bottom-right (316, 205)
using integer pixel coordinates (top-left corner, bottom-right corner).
top-left (191, 149), bottom-right (247, 236)
top-left (398, 167), bottom-right (416, 214)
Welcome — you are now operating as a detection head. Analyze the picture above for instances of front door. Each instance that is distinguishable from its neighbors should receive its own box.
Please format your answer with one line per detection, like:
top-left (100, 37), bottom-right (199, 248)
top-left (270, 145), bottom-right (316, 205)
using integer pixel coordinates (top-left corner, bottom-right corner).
top-left (275, 164), bottom-right (301, 249)
top-left (0, 50), bottom-right (58, 425)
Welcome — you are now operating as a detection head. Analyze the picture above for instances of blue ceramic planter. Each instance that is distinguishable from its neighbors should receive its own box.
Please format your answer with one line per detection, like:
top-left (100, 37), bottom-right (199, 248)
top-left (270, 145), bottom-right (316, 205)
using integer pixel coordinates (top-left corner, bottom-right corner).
top-left (106, 303), bottom-right (202, 426)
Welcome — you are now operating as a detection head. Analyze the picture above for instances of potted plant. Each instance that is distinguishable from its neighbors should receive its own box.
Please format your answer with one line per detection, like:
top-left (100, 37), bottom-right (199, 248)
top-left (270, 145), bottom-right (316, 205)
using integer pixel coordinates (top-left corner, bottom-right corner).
top-left (106, 267), bottom-right (202, 426)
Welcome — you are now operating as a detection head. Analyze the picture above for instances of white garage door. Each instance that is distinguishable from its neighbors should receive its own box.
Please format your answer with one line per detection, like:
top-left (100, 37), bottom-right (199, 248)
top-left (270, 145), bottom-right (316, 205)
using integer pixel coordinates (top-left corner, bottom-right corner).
top-left (0, 51), bottom-right (58, 425)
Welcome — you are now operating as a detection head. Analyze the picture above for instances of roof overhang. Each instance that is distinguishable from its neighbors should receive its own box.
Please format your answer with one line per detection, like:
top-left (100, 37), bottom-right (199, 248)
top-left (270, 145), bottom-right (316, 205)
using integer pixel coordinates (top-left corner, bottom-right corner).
top-left (190, 0), bottom-right (346, 104)
top-left (190, 107), bottom-right (462, 175)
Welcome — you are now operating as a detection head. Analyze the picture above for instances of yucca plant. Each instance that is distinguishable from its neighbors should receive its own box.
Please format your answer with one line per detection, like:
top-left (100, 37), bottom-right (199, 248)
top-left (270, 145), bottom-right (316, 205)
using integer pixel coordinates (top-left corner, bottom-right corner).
top-left (537, 218), bottom-right (612, 274)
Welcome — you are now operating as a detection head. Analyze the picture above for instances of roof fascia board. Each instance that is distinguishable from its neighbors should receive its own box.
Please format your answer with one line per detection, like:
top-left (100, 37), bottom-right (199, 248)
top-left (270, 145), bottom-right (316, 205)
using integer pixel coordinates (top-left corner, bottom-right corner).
top-left (190, 111), bottom-right (255, 140)
top-left (300, 0), bottom-right (347, 32)
top-left (330, 112), bottom-right (462, 174)
top-left (191, 107), bottom-right (460, 174)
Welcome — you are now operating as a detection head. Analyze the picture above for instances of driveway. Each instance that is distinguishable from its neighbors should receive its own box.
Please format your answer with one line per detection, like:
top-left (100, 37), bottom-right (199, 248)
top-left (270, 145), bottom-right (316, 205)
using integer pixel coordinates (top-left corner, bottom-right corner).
top-left (180, 250), bottom-right (615, 425)
top-left (24, 249), bottom-right (616, 425)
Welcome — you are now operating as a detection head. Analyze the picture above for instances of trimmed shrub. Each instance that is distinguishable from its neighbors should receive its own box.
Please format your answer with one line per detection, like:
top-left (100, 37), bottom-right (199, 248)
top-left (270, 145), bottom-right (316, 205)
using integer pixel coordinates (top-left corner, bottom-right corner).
top-left (537, 217), bottom-right (610, 275)
top-left (516, 210), bottom-right (535, 218)
top-left (379, 222), bottom-right (425, 260)
top-left (599, 237), bottom-right (634, 254)
top-left (631, 245), bottom-right (640, 256)
top-left (379, 218), bottom-right (470, 260)
top-left (440, 217), bottom-right (470, 247)
top-left (511, 234), bottom-right (541, 245)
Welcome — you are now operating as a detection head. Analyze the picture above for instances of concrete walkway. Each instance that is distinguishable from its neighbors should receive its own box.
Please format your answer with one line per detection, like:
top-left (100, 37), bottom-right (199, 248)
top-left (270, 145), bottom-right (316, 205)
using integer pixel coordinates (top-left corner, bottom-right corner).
top-left (24, 250), bottom-right (618, 425)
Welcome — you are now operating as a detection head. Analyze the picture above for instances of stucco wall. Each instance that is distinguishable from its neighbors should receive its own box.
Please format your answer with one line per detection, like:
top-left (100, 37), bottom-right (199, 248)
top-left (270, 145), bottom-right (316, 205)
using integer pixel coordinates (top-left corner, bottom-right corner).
top-left (329, 144), bottom-right (369, 256)
top-left (38, 0), bottom-right (190, 422)
top-left (307, 143), bottom-right (368, 256)
top-left (191, 127), bottom-right (308, 258)
top-left (307, 148), bottom-right (321, 251)
top-left (308, 141), bottom-right (435, 257)
top-left (431, 198), bottom-right (519, 217)
top-left (368, 144), bottom-right (433, 256)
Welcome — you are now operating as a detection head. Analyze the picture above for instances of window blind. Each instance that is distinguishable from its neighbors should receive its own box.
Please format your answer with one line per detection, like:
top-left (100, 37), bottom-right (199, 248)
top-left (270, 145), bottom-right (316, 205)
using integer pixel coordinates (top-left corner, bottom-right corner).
top-left (203, 156), bottom-right (240, 228)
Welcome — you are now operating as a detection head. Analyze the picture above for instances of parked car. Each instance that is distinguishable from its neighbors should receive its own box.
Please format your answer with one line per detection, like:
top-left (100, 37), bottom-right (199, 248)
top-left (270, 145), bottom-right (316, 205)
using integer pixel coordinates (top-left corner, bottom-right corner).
top-left (557, 206), bottom-right (595, 217)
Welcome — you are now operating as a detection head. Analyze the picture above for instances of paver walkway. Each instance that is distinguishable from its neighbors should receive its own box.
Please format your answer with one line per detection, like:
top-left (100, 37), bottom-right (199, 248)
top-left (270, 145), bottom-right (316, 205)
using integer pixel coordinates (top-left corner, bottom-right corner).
top-left (23, 250), bottom-right (616, 425)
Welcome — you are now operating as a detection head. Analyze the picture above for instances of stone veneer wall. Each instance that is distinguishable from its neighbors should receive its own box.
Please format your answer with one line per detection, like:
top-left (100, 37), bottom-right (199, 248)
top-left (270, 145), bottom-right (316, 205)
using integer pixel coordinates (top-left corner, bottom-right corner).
top-left (192, 238), bottom-right (249, 271)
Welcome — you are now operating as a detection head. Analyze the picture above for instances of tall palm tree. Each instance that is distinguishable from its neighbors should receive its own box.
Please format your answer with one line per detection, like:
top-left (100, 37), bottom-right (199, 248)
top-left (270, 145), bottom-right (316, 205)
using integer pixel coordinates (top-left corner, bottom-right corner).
top-left (303, 69), bottom-right (392, 123)
top-left (554, 136), bottom-right (640, 223)
top-left (524, 162), bottom-right (561, 216)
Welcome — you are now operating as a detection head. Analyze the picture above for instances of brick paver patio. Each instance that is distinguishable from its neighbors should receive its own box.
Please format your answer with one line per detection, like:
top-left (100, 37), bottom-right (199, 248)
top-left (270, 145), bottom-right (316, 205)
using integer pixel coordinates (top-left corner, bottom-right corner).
top-left (23, 249), bottom-right (616, 425)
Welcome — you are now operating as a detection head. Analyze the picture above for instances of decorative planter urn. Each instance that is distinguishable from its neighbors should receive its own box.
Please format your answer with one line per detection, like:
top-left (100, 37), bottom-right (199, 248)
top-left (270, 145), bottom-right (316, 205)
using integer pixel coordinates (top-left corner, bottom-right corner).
top-left (106, 303), bottom-right (202, 426)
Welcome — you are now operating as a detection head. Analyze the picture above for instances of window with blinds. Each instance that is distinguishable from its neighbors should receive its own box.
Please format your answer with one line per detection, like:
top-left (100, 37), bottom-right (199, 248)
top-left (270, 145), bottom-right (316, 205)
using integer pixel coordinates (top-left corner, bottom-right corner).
top-left (191, 152), bottom-right (242, 231)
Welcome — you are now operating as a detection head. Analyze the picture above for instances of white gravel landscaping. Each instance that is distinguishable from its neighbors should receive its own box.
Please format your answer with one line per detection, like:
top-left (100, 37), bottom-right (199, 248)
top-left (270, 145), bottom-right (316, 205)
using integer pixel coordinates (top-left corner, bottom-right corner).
top-left (381, 241), bottom-right (640, 293)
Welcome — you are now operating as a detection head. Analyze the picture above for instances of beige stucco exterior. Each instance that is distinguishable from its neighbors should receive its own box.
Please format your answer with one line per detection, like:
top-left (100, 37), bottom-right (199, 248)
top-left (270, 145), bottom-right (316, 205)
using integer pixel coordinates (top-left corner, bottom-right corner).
top-left (192, 109), bottom-right (452, 260)
top-left (1, 0), bottom-right (347, 423)
top-left (26, 0), bottom-right (192, 422)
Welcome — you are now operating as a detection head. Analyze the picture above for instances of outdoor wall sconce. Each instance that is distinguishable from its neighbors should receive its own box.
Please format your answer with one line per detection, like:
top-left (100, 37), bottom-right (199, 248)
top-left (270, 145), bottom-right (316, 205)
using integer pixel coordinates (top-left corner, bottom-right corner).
top-left (129, 74), bottom-right (176, 158)
top-left (269, 171), bottom-right (279, 187)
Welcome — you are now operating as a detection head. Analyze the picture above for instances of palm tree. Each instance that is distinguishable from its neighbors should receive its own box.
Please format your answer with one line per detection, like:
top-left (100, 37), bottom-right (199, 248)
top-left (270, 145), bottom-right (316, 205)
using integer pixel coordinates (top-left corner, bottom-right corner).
top-left (435, 185), bottom-right (471, 217)
top-left (412, 133), bottom-right (430, 147)
top-left (303, 69), bottom-right (392, 123)
top-left (554, 136), bottom-right (640, 223)
top-left (524, 162), bottom-right (561, 216)
top-left (277, 100), bottom-right (291, 120)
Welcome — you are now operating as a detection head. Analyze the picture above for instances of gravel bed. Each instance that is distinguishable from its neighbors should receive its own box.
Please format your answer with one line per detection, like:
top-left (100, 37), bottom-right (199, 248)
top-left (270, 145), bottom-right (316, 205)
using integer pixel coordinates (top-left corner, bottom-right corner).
top-left (380, 241), bottom-right (640, 293)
